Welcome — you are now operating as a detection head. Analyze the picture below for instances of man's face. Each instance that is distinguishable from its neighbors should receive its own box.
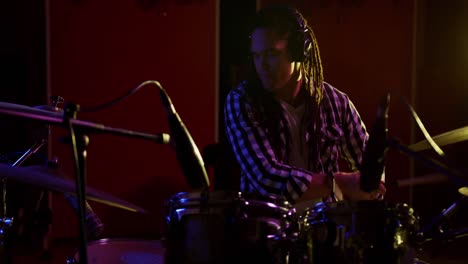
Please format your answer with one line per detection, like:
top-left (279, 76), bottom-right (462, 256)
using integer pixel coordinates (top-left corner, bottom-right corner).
top-left (250, 28), bottom-right (296, 93)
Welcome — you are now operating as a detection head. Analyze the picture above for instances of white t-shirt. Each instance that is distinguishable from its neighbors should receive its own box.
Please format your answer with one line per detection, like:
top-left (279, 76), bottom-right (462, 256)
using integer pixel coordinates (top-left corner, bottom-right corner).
top-left (280, 100), bottom-right (321, 212)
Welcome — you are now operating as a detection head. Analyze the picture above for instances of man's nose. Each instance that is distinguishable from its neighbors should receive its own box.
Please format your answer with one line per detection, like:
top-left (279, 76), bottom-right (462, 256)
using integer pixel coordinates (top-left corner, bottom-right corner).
top-left (258, 56), bottom-right (269, 71)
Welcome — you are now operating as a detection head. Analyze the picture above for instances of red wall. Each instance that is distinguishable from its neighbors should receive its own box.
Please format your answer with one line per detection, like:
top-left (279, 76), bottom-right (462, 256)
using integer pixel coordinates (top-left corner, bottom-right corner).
top-left (47, 0), bottom-right (217, 239)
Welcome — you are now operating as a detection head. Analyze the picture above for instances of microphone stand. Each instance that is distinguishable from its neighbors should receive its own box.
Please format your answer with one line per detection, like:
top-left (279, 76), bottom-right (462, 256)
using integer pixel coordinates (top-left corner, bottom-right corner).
top-left (63, 103), bottom-right (89, 264)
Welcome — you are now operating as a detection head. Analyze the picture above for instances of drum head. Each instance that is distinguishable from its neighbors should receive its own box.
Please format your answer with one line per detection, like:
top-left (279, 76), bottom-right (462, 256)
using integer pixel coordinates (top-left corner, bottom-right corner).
top-left (75, 239), bottom-right (164, 264)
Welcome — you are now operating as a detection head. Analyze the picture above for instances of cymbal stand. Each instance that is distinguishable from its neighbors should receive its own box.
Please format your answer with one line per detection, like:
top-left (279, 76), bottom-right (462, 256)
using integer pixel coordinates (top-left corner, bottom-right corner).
top-left (63, 103), bottom-right (89, 264)
top-left (0, 217), bottom-right (13, 263)
top-left (442, 227), bottom-right (468, 241)
top-left (0, 137), bottom-right (48, 263)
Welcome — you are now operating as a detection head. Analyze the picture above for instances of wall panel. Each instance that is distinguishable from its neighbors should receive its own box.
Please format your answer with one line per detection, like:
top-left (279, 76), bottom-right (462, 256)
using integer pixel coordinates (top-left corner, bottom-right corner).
top-left (47, 0), bottom-right (217, 239)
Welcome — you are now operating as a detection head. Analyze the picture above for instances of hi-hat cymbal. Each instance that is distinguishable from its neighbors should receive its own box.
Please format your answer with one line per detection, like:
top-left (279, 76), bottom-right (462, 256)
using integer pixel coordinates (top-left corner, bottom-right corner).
top-left (0, 163), bottom-right (148, 214)
top-left (409, 126), bottom-right (468, 152)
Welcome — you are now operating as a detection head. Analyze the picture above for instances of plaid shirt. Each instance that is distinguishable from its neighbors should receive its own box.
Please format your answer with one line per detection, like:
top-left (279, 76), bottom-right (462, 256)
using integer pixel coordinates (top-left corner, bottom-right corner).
top-left (224, 81), bottom-right (368, 203)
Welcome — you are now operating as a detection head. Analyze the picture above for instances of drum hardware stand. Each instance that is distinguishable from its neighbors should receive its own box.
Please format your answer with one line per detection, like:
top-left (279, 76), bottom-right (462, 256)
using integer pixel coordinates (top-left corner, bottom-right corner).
top-left (414, 226), bottom-right (468, 261)
top-left (33, 96), bottom-right (66, 261)
top-left (0, 171), bottom-right (14, 264)
top-left (0, 95), bottom-right (62, 262)
top-left (415, 196), bottom-right (467, 247)
top-left (439, 227), bottom-right (468, 242)
top-left (0, 217), bottom-right (13, 263)
top-left (0, 137), bottom-right (49, 263)
top-left (63, 103), bottom-right (90, 264)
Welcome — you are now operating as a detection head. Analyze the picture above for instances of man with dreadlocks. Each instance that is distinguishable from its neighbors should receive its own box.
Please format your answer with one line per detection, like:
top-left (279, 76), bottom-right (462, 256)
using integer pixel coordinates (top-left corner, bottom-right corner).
top-left (224, 5), bottom-right (385, 207)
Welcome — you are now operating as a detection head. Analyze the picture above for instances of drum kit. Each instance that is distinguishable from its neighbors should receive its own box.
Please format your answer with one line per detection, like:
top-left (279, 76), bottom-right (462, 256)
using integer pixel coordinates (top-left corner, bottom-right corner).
top-left (0, 81), bottom-right (466, 264)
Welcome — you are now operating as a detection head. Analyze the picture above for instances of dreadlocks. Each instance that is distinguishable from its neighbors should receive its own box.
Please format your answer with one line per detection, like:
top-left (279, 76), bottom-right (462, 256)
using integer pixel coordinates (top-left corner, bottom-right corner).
top-left (303, 24), bottom-right (324, 105)
top-left (302, 21), bottom-right (325, 171)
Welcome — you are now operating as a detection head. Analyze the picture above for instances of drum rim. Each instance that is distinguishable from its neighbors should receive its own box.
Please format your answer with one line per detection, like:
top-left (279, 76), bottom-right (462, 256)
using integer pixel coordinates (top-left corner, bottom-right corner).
top-left (85, 238), bottom-right (163, 247)
top-left (168, 190), bottom-right (292, 205)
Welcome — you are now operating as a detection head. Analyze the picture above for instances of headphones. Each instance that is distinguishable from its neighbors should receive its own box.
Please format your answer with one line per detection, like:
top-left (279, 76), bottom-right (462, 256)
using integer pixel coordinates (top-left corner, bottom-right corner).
top-left (289, 8), bottom-right (313, 62)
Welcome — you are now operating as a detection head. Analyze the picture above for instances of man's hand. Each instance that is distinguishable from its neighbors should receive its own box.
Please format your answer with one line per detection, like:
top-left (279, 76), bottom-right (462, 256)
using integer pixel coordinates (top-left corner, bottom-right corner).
top-left (334, 171), bottom-right (386, 201)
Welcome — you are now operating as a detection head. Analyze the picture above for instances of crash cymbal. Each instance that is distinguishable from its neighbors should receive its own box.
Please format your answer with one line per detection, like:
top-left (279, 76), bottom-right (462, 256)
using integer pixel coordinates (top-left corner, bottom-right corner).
top-left (459, 187), bottom-right (468, 196)
top-left (408, 125), bottom-right (468, 152)
top-left (0, 163), bottom-right (148, 214)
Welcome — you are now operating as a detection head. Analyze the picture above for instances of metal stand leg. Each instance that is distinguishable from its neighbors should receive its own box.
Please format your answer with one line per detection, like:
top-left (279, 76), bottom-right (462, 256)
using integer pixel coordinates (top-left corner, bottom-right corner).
top-left (64, 103), bottom-right (89, 264)
top-left (0, 209), bottom-right (14, 263)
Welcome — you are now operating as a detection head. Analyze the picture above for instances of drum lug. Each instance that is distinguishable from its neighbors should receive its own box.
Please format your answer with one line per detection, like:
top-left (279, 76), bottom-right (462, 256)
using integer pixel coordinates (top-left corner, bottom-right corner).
top-left (65, 256), bottom-right (77, 264)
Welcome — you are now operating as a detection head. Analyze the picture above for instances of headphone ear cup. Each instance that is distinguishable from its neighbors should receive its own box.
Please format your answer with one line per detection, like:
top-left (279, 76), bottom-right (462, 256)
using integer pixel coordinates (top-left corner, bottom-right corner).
top-left (290, 10), bottom-right (311, 62)
top-left (290, 29), bottom-right (311, 62)
top-left (303, 30), bottom-right (312, 60)
top-left (290, 35), bottom-right (302, 62)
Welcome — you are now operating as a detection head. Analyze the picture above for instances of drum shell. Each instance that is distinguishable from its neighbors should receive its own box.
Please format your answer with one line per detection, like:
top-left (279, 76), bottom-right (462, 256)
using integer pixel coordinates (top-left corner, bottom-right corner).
top-left (164, 191), bottom-right (298, 264)
top-left (298, 201), bottom-right (419, 264)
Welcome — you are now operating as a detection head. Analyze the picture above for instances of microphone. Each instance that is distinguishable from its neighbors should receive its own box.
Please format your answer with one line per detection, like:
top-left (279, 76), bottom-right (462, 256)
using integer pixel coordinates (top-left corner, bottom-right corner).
top-left (158, 87), bottom-right (210, 190)
top-left (360, 93), bottom-right (390, 192)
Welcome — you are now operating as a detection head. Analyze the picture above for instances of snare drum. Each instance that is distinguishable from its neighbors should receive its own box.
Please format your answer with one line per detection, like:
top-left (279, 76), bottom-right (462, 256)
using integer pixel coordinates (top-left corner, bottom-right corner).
top-left (164, 191), bottom-right (298, 264)
top-left (71, 239), bottom-right (164, 264)
top-left (297, 200), bottom-right (419, 264)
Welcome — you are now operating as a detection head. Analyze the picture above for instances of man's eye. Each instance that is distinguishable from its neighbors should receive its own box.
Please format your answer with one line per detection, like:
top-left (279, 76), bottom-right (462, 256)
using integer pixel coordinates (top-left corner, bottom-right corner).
top-left (265, 50), bottom-right (280, 57)
top-left (251, 50), bottom-right (280, 60)
top-left (249, 52), bottom-right (259, 60)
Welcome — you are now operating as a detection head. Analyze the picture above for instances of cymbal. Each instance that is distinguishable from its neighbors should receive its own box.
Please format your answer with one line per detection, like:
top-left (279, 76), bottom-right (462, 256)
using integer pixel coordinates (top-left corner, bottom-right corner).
top-left (459, 187), bottom-right (468, 196)
top-left (408, 126), bottom-right (468, 152)
top-left (0, 163), bottom-right (148, 214)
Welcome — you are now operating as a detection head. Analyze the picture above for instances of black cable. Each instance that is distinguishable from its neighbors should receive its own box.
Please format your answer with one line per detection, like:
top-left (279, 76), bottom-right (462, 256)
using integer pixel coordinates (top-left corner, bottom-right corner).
top-left (79, 80), bottom-right (159, 113)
